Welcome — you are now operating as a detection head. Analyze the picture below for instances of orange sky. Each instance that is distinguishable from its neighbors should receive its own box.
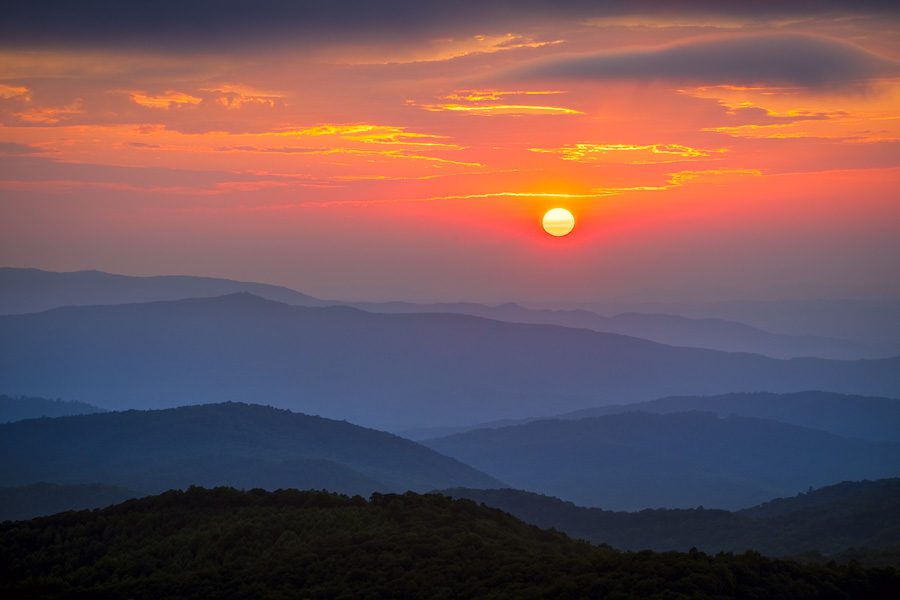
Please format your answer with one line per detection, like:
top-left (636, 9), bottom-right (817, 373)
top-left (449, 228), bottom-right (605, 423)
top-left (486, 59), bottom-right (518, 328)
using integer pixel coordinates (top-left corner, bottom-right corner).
top-left (1, 4), bottom-right (899, 302)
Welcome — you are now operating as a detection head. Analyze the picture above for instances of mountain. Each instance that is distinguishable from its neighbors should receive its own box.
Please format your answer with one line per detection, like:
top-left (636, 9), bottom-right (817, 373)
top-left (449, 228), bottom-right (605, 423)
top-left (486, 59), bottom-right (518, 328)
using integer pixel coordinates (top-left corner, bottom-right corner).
top-left (2, 293), bottom-right (899, 431)
top-left (0, 483), bottom-right (139, 521)
top-left (443, 479), bottom-right (900, 559)
top-left (405, 390), bottom-right (900, 443)
top-left (558, 391), bottom-right (900, 443)
top-left (0, 267), bottom-right (872, 359)
top-left (424, 412), bottom-right (900, 510)
top-left (2, 487), bottom-right (897, 599)
top-left (351, 300), bottom-right (871, 359)
top-left (0, 266), bottom-right (327, 314)
top-left (569, 298), bottom-right (900, 357)
top-left (0, 394), bottom-right (105, 423)
top-left (0, 403), bottom-right (500, 495)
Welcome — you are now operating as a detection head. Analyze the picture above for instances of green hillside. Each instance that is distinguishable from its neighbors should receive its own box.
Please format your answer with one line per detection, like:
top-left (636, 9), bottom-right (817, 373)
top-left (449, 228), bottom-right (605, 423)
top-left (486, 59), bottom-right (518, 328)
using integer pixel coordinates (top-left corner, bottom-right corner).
top-left (2, 487), bottom-right (898, 599)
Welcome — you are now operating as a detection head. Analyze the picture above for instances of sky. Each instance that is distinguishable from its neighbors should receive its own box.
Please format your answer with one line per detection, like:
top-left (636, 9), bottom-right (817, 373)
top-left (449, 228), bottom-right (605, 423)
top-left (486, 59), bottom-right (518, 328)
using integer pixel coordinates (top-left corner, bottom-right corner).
top-left (1, 1), bottom-right (899, 303)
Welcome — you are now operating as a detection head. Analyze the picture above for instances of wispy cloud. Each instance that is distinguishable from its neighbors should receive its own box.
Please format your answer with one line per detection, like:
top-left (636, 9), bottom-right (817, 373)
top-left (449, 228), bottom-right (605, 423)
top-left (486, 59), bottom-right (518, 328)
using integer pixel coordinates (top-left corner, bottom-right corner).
top-left (127, 90), bottom-right (202, 109)
top-left (529, 143), bottom-right (726, 164)
top-left (412, 89), bottom-right (581, 116)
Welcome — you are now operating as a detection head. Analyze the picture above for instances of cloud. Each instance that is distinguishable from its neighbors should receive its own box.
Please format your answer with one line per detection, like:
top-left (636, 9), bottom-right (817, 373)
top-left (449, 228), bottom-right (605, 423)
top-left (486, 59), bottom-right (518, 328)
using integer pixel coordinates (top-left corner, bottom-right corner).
top-left (2, 2), bottom-right (898, 51)
top-left (514, 34), bottom-right (900, 89)
top-left (528, 143), bottom-right (726, 164)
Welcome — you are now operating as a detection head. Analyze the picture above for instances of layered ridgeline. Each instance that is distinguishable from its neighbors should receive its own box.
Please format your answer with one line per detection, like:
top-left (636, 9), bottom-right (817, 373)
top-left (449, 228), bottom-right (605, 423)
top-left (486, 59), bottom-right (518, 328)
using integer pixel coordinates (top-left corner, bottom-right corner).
top-left (424, 412), bottom-right (900, 510)
top-left (0, 403), bottom-right (500, 496)
top-left (2, 487), bottom-right (897, 599)
top-left (0, 483), bottom-right (138, 521)
top-left (0, 394), bottom-right (104, 424)
top-left (557, 391), bottom-right (900, 444)
top-left (405, 391), bottom-right (900, 443)
top-left (0, 267), bottom-right (875, 359)
top-left (2, 293), bottom-right (899, 431)
top-left (0, 266), bottom-right (329, 313)
top-left (443, 479), bottom-right (900, 562)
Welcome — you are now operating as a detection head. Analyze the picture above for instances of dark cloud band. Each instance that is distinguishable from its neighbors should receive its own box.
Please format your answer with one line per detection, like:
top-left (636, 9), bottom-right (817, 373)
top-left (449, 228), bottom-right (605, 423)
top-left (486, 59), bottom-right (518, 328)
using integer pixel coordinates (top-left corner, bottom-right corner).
top-left (512, 34), bottom-right (900, 89)
top-left (2, 1), bottom-right (899, 51)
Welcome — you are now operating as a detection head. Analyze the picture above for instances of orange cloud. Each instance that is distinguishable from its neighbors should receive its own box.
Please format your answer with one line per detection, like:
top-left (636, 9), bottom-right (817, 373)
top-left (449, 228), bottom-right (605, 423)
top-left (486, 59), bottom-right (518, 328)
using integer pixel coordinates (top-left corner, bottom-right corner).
top-left (128, 90), bottom-right (203, 109)
top-left (201, 84), bottom-right (285, 109)
top-left (413, 89), bottom-right (581, 116)
top-left (14, 99), bottom-right (84, 123)
top-left (529, 143), bottom-right (726, 164)
top-left (0, 84), bottom-right (30, 100)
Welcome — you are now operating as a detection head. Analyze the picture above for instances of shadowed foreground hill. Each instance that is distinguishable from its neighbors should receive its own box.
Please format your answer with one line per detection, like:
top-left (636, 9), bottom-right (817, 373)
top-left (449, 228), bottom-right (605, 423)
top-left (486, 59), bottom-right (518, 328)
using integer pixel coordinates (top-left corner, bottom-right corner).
top-left (2, 293), bottom-right (899, 430)
top-left (443, 479), bottom-right (900, 561)
top-left (0, 403), bottom-right (500, 495)
top-left (1, 487), bottom-right (897, 599)
top-left (425, 412), bottom-right (900, 510)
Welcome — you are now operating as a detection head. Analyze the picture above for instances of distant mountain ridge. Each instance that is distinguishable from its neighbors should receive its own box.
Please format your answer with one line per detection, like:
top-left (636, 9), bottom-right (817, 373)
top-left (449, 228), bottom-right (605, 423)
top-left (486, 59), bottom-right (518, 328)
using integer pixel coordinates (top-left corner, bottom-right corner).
top-left (0, 483), bottom-right (138, 521)
top-left (425, 411), bottom-right (900, 510)
top-left (2, 293), bottom-right (899, 430)
top-left (0, 267), bottom-right (875, 359)
top-left (442, 478), bottom-right (900, 559)
top-left (0, 402), bottom-right (501, 495)
top-left (404, 390), bottom-right (900, 442)
top-left (0, 394), bottom-right (105, 423)
top-left (558, 391), bottom-right (900, 443)
top-left (350, 300), bottom-right (871, 359)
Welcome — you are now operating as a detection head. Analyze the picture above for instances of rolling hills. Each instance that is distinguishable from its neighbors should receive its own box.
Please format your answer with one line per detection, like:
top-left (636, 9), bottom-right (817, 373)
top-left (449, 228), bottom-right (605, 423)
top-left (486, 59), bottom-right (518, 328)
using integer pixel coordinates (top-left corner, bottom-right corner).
top-left (558, 391), bottom-right (900, 443)
top-left (0, 483), bottom-right (138, 521)
top-left (0, 394), bottom-right (104, 423)
top-left (443, 479), bottom-right (900, 559)
top-left (425, 412), bottom-right (900, 510)
top-left (0, 267), bottom-right (873, 359)
top-left (0, 403), bottom-right (500, 495)
top-left (2, 487), bottom-right (897, 599)
top-left (1, 293), bottom-right (899, 430)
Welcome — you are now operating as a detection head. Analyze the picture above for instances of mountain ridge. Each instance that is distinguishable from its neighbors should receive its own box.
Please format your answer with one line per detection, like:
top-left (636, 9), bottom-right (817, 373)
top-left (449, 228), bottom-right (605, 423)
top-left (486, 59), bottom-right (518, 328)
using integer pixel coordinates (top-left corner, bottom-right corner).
top-left (425, 411), bottom-right (900, 510)
top-left (0, 266), bottom-right (876, 359)
top-left (2, 293), bottom-right (899, 430)
top-left (0, 402), bottom-right (501, 495)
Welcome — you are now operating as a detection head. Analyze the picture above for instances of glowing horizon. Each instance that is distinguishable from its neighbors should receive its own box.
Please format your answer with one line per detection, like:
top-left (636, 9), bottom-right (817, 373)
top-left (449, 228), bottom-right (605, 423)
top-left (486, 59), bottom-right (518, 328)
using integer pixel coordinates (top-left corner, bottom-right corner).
top-left (1, 2), bottom-right (899, 303)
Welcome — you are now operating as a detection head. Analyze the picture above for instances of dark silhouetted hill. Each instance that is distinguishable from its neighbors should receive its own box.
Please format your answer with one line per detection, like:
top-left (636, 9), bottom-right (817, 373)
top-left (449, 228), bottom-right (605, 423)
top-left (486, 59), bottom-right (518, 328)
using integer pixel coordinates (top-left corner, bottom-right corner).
top-left (0, 403), bottom-right (500, 495)
top-left (0, 394), bottom-right (104, 423)
top-left (1, 293), bottom-right (899, 430)
top-left (2, 487), bottom-right (897, 599)
top-left (425, 412), bottom-right (900, 510)
top-left (443, 479), bottom-right (900, 560)
top-left (0, 483), bottom-right (139, 521)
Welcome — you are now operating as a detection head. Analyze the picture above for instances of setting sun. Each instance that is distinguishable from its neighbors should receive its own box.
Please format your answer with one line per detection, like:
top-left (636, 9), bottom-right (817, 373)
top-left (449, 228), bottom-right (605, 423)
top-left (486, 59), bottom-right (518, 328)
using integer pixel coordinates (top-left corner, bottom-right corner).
top-left (542, 208), bottom-right (575, 237)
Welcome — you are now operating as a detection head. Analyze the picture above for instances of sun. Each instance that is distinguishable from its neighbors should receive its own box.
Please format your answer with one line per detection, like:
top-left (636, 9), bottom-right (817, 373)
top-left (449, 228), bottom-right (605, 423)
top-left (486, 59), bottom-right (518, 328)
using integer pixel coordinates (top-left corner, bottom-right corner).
top-left (542, 208), bottom-right (575, 237)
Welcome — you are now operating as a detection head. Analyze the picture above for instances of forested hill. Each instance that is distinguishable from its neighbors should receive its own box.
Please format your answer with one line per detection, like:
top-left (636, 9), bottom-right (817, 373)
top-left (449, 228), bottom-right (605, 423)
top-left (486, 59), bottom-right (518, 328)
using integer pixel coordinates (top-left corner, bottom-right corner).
top-left (1, 487), bottom-right (898, 599)
top-left (426, 412), bottom-right (900, 510)
top-left (443, 479), bottom-right (900, 560)
top-left (0, 402), bottom-right (500, 495)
